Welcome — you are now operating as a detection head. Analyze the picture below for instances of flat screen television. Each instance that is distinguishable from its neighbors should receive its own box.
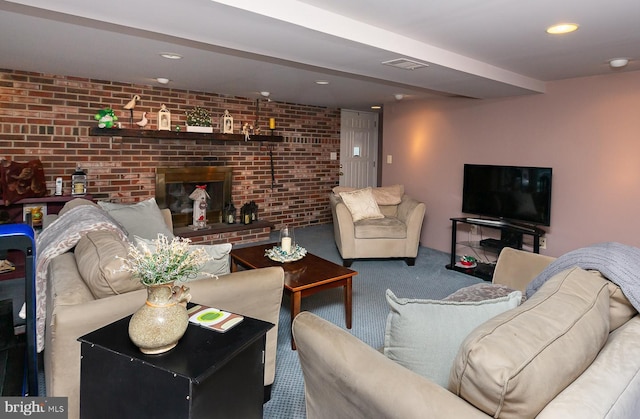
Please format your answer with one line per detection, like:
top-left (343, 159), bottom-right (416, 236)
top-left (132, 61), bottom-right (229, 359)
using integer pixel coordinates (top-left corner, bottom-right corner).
top-left (462, 164), bottom-right (552, 227)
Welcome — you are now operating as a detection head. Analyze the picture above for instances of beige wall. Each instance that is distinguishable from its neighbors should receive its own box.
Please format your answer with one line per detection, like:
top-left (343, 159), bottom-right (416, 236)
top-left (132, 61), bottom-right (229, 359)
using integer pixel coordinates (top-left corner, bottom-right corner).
top-left (382, 70), bottom-right (640, 257)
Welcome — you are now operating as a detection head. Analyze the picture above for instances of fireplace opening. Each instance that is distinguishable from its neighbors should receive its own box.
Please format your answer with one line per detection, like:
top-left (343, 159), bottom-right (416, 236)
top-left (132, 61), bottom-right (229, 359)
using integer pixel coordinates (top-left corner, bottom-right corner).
top-left (155, 167), bottom-right (232, 228)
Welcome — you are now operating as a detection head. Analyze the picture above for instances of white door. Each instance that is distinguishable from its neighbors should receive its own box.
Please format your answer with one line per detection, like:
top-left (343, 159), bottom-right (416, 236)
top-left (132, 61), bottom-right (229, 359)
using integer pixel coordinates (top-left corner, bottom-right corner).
top-left (340, 110), bottom-right (378, 188)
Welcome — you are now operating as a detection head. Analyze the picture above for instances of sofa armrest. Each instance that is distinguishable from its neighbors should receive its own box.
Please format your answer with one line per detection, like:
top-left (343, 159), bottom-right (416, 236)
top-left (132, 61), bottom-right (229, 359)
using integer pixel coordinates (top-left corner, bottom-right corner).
top-left (398, 195), bottom-right (426, 254)
top-left (492, 247), bottom-right (555, 292)
top-left (330, 193), bottom-right (356, 257)
top-left (293, 312), bottom-right (490, 419)
top-left (186, 267), bottom-right (284, 386)
top-left (397, 194), bottom-right (422, 223)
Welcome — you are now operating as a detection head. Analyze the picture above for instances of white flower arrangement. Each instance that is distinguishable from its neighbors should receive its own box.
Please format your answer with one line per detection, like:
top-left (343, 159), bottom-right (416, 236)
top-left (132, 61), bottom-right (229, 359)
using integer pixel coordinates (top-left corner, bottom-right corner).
top-left (120, 234), bottom-right (212, 286)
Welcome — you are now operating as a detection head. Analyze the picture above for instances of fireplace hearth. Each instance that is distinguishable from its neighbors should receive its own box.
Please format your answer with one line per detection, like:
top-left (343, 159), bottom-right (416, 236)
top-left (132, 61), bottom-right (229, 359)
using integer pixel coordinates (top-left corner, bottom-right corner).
top-left (155, 166), bottom-right (232, 228)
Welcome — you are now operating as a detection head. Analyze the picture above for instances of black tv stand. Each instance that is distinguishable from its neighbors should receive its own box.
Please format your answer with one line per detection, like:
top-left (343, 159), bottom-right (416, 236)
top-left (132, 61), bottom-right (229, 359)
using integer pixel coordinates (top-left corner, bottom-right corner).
top-left (446, 217), bottom-right (546, 281)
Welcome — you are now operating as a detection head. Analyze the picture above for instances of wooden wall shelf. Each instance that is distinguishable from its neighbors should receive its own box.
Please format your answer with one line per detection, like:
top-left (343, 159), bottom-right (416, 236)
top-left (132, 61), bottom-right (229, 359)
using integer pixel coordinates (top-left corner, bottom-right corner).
top-left (89, 127), bottom-right (284, 142)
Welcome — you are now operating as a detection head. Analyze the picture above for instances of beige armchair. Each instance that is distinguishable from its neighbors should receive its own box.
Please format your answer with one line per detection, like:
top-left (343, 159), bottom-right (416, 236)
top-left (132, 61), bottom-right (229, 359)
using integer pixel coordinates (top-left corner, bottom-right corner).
top-left (329, 186), bottom-right (426, 267)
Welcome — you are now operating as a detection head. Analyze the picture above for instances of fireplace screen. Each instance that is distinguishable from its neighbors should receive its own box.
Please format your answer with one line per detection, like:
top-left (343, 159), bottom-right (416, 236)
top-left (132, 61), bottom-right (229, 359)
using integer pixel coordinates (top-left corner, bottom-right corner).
top-left (155, 167), bottom-right (232, 228)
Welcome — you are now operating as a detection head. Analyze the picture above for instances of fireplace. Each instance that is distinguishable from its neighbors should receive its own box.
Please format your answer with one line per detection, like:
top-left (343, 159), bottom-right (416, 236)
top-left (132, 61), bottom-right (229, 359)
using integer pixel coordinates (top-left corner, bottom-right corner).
top-left (155, 167), bottom-right (232, 228)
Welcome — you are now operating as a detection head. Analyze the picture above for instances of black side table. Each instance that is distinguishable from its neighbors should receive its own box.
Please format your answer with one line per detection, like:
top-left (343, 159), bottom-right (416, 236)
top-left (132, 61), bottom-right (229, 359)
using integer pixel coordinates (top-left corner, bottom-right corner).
top-left (78, 310), bottom-right (273, 419)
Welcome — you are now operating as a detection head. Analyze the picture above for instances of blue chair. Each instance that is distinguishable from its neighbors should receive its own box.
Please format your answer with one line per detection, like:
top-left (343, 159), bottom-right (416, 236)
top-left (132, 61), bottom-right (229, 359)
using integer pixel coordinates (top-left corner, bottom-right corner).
top-left (0, 223), bottom-right (38, 396)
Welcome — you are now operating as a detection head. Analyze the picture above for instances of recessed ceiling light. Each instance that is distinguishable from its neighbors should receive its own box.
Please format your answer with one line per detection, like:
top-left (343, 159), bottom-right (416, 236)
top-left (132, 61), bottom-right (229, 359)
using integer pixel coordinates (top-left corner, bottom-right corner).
top-left (394, 94), bottom-right (404, 101)
top-left (315, 80), bottom-right (330, 85)
top-left (546, 23), bottom-right (579, 35)
top-left (160, 52), bottom-right (183, 60)
top-left (609, 58), bottom-right (629, 68)
top-left (156, 78), bottom-right (170, 84)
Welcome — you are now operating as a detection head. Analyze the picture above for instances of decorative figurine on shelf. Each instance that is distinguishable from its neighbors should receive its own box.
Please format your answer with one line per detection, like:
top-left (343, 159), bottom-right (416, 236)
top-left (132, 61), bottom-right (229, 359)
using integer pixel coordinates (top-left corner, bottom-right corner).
top-left (189, 185), bottom-right (210, 229)
top-left (124, 95), bottom-right (140, 127)
top-left (242, 122), bottom-right (253, 141)
top-left (158, 104), bottom-right (171, 131)
top-left (135, 112), bottom-right (148, 128)
top-left (220, 110), bottom-right (233, 134)
top-left (459, 255), bottom-right (477, 267)
top-left (94, 108), bottom-right (118, 128)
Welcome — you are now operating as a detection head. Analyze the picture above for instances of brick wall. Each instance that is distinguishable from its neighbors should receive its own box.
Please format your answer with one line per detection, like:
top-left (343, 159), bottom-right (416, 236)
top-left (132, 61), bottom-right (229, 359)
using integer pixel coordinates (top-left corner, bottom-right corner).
top-left (0, 69), bottom-right (341, 242)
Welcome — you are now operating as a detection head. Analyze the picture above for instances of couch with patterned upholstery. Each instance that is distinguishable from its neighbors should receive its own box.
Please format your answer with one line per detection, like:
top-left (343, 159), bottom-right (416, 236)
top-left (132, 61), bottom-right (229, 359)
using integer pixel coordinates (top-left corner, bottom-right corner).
top-left (329, 185), bottom-right (426, 267)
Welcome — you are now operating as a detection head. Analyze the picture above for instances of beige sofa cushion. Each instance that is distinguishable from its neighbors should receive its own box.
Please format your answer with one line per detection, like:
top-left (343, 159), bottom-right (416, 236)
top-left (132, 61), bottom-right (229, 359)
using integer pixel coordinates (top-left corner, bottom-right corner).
top-left (354, 217), bottom-right (407, 239)
top-left (592, 271), bottom-right (637, 330)
top-left (75, 230), bottom-right (144, 298)
top-left (58, 197), bottom-right (99, 216)
top-left (371, 184), bottom-right (404, 205)
top-left (339, 187), bottom-right (384, 222)
top-left (449, 267), bottom-right (611, 419)
top-left (333, 185), bottom-right (404, 206)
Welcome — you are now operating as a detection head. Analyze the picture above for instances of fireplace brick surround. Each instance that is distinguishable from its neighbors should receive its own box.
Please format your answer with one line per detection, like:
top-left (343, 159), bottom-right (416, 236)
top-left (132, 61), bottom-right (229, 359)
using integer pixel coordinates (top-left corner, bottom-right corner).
top-left (0, 69), bottom-right (341, 245)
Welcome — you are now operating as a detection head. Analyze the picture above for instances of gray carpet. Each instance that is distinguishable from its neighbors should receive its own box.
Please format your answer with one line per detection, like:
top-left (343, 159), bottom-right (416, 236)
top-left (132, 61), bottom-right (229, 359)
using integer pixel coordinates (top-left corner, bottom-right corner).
top-left (260, 224), bottom-right (484, 418)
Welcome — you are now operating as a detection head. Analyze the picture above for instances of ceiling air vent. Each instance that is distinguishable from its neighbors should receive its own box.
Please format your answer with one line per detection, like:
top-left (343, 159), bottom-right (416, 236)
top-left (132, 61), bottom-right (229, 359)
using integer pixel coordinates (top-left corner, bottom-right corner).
top-left (382, 58), bottom-right (429, 70)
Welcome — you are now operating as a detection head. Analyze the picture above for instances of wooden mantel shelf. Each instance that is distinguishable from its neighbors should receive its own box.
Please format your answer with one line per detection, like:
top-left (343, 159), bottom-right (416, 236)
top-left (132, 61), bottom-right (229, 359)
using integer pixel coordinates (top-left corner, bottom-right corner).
top-left (89, 127), bottom-right (284, 142)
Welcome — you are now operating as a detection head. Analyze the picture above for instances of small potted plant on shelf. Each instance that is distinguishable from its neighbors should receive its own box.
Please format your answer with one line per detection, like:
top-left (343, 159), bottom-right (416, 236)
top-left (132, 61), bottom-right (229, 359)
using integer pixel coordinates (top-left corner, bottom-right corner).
top-left (185, 106), bottom-right (213, 133)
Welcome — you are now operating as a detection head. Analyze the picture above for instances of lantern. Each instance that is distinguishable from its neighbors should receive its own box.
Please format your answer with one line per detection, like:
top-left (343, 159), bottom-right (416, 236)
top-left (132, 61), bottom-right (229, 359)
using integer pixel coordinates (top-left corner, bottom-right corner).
top-left (71, 164), bottom-right (87, 196)
top-left (223, 202), bottom-right (236, 224)
top-left (241, 203), bottom-right (252, 225)
top-left (157, 104), bottom-right (171, 131)
top-left (249, 200), bottom-right (258, 222)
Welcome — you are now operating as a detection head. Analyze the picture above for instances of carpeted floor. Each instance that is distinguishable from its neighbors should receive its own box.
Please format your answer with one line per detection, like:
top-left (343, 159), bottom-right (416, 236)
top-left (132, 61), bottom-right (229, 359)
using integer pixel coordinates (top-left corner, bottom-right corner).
top-left (260, 224), bottom-right (484, 418)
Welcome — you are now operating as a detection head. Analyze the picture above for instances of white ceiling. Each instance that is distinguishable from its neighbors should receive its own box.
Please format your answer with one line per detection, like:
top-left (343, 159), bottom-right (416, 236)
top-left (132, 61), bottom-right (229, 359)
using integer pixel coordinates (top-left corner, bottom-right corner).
top-left (1, 0), bottom-right (639, 110)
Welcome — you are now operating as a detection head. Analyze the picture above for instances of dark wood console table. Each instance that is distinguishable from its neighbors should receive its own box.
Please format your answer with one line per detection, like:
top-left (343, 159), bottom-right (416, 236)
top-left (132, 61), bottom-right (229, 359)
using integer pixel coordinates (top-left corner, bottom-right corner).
top-left (79, 312), bottom-right (273, 419)
top-left (446, 217), bottom-right (546, 281)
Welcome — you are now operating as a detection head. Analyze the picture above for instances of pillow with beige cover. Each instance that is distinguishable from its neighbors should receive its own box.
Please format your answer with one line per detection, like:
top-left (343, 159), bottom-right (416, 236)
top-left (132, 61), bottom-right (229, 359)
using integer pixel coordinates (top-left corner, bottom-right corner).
top-left (371, 184), bottom-right (404, 205)
top-left (449, 267), bottom-right (611, 419)
top-left (333, 184), bottom-right (404, 206)
top-left (339, 187), bottom-right (384, 222)
top-left (74, 230), bottom-right (143, 299)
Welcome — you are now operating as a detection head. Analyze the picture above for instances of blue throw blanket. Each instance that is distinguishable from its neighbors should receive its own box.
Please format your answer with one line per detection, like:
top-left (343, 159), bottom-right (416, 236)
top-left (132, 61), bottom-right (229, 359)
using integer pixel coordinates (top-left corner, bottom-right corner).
top-left (525, 242), bottom-right (640, 311)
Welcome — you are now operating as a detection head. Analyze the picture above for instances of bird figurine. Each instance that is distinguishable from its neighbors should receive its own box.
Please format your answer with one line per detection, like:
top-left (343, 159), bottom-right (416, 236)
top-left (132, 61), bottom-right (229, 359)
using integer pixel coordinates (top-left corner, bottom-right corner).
top-left (135, 112), bottom-right (148, 128)
top-left (124, 95), bottom-right (141, 126)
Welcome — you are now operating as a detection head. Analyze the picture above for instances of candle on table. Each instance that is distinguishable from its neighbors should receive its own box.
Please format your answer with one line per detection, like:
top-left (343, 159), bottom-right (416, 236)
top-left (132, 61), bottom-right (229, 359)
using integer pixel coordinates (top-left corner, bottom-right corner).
top-left (281, 237), bottom-right (292, 254)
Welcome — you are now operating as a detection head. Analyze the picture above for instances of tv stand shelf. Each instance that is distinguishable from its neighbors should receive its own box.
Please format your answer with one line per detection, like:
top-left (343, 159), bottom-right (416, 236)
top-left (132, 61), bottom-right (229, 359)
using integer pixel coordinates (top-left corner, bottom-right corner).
top-left (446, 217), bottom-right (546, 281)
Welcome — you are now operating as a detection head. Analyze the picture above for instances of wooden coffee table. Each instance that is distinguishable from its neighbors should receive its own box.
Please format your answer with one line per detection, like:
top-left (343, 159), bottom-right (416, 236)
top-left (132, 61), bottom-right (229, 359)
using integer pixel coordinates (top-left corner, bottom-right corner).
top-left (230, 243), bottom-right (357, 349)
